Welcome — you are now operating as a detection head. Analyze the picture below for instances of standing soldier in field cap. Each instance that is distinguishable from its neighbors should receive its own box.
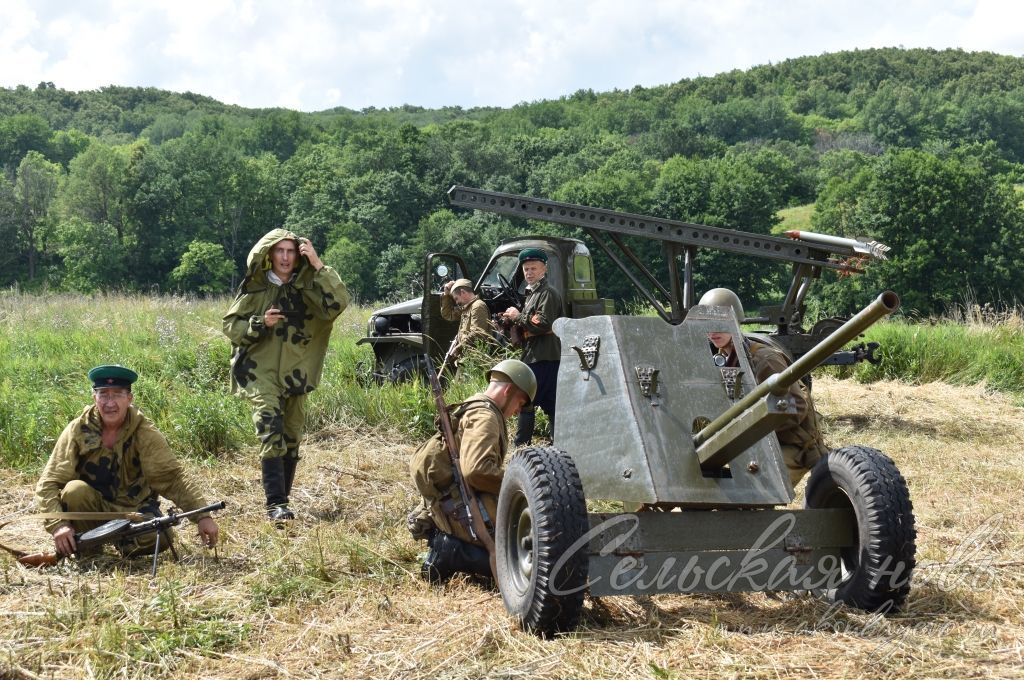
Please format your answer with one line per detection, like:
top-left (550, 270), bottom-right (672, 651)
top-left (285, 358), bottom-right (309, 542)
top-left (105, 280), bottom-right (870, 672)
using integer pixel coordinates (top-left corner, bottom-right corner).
top-left (223, 229), bottom-right (350, 522)
top-left (35, 365), bottom-right (219, 557)
top-left (699, 288), bottom-right (829, 486)
top-left (408, 358), bottom-right (536, 582)
top-left (500, 248), bottom-right (562, 446)
top-left (440, 277), bottom-right (495, 371)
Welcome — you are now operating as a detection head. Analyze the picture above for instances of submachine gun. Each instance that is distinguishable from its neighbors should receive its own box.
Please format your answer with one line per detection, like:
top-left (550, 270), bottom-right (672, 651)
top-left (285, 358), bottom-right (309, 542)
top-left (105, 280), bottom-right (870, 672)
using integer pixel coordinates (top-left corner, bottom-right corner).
top-left (447, 186), bottom-right (890, 364)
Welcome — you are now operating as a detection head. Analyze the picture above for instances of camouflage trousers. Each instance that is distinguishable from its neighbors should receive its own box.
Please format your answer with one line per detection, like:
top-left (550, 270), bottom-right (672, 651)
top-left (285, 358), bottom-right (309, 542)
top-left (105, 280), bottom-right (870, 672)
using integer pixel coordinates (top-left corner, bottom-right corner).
top-left (60, 480), bottom-right (169, 556)
top-left (250, 392), bottom-right (307, 460)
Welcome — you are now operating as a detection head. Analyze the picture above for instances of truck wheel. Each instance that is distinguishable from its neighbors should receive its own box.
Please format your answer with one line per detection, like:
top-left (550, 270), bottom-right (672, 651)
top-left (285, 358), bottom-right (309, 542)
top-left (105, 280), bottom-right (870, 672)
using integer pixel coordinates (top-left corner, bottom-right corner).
top-left (389, 356), bottom-right (425, 383)
top-left (496, 447), bottom-right (589, 637)
top-left (804, 445), bottom-right (916, 612)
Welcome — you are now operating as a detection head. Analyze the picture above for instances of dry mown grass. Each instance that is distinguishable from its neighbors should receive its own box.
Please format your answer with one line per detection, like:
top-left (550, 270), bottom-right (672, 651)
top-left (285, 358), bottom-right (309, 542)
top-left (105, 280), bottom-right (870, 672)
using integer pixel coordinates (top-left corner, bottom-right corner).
top-left (2, 377), bottom-right (1023, 679)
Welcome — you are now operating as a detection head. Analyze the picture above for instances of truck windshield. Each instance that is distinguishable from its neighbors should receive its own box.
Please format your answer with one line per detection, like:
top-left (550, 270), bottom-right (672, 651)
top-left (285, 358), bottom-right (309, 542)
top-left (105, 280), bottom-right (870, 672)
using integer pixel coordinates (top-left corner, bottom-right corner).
top-left (481, 254), bottom-right (521, 289)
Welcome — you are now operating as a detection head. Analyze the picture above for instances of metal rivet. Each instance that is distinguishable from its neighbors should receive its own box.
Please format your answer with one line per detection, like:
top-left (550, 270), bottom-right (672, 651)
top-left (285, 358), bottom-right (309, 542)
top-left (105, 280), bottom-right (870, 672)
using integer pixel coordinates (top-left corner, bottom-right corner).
top-left (747, 461), bottom-right (759, 473)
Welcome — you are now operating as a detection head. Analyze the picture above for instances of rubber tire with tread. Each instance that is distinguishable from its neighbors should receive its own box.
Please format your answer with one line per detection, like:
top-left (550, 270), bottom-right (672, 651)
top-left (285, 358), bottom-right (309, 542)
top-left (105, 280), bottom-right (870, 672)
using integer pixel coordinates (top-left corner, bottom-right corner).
top-left (390, 356), bottom-right (425, 383)
top-left (804, 445), bottom-right (916, 612)
top-left (496, 446), bottom-right (589, 637)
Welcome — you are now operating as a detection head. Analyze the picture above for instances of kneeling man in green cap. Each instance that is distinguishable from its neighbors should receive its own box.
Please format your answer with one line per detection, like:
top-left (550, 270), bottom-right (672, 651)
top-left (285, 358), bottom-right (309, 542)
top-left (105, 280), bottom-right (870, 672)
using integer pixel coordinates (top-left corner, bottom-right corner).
top-left (34, 365), bottom-right (219, 558)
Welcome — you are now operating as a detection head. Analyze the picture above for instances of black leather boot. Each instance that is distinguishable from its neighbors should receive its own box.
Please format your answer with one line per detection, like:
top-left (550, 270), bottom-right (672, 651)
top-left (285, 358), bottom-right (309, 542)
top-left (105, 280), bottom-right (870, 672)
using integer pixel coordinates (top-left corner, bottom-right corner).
top-left (420, 531), bottom-right (492, 583)
top-left (262, 457), bottom-right (294, 521)
top-left (283, 456), bottom-right (299, 497)
top-left (514, 408), bottom-right (535, 447)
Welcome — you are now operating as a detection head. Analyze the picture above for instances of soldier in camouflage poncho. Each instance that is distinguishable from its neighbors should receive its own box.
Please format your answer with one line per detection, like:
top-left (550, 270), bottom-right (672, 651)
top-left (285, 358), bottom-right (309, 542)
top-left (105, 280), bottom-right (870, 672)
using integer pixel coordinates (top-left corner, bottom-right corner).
top-left (223, 229), bottom-right (350, 521)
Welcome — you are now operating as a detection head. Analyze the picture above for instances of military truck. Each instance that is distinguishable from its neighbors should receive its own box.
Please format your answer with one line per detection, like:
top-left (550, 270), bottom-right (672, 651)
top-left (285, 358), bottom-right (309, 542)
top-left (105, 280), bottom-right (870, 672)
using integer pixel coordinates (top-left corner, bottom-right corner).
top-left (359, 187), bottom-right (884, 382)
top-left (358, 235), bottom-right (613, 382)
top-left (440, 187), bottom-right (915, 637)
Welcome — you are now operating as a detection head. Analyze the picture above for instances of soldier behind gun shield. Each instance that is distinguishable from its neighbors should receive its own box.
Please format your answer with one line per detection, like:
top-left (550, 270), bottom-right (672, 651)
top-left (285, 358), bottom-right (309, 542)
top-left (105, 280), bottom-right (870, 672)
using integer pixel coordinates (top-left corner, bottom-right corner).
top-left (701, 288), bottom-right (829, 486)
top-left (408, 359), bottom-right (536, 583)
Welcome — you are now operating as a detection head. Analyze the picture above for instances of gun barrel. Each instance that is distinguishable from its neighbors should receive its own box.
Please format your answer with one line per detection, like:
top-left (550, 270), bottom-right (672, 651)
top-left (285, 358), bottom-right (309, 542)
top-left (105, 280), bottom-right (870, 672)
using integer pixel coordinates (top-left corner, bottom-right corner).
top-left (694, 291), bottom-right (900, 449)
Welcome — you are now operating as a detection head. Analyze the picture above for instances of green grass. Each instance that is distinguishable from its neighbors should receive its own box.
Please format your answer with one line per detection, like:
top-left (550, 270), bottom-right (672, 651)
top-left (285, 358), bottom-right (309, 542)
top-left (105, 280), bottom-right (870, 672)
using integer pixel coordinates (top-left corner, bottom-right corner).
top-left (774, 203), bottom-right (815, 235)
top-left (0, 292), bottom-right (492, 470)
top-left (2, 291), bottom-right (1022, 469)
top-left (852, 316), bottom-right (1024, 402)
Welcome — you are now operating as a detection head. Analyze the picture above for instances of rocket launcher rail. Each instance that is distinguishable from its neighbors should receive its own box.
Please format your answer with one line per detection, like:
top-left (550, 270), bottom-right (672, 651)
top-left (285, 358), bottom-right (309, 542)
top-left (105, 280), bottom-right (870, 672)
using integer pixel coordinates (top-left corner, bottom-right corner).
top-left (447, 185), bottom-right (865, 271)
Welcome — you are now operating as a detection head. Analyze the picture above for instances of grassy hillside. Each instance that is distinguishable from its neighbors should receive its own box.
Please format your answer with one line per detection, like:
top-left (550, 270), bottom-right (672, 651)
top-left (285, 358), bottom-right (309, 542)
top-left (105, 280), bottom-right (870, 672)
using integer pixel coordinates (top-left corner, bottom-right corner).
top-left (775, 204), bottom-right (815, 234)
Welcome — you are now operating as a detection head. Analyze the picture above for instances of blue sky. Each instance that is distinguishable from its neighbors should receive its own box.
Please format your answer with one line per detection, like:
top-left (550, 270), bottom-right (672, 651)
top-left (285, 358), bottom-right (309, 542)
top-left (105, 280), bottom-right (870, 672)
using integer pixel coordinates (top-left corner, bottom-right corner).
top-left (1, 0), bottom-right (1021, 112)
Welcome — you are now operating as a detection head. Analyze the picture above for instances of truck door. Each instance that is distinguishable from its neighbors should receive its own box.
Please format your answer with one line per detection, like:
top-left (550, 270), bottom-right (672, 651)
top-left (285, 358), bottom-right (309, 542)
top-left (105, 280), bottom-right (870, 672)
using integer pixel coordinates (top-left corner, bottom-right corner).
top-left (422, 252), bottom-right (470, 361)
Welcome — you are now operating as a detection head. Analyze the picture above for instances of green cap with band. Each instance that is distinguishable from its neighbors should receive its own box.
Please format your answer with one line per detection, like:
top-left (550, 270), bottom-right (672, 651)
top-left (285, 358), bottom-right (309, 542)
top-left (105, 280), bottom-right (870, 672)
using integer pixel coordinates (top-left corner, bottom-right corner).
top-left (88, 365), bottom-right (139, 389)
top-left (518, 248), bottom-right (548, 264)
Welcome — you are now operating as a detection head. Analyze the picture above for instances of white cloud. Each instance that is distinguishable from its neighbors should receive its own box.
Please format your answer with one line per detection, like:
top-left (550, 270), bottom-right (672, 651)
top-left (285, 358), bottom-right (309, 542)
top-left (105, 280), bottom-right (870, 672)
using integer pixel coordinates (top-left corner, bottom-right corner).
top-left (960, 0), bottom-right (1024, 55)
top-left (1, 0), bottom-right (1022, 111)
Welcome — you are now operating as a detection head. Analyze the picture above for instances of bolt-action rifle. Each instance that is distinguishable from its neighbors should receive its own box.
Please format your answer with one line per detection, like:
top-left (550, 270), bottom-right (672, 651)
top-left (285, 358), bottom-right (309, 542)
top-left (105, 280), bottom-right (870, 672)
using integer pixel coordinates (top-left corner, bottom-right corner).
top-left (9, 501), bottom-right (226, 576)
top-left (437, 337), bottom-right (461, 377)
top-left (422, 353), bottom-right (498, 582)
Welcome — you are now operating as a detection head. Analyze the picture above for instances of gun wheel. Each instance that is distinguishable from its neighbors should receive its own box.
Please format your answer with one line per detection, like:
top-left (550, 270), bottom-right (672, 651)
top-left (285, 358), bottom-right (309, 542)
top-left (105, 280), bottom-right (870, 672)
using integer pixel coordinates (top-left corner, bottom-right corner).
top-left (496, 446), bottom-right (588, 637)
top-left (805, 445), bottom-right (916, 612)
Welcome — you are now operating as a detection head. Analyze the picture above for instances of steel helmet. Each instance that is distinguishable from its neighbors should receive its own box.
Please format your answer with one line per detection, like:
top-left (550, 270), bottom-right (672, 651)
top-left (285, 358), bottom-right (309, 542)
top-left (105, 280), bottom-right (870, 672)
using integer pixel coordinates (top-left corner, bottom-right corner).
top-left (698, 288), bottom-right (744, 323)
top-left (487, 359), bottom-right (537, 406)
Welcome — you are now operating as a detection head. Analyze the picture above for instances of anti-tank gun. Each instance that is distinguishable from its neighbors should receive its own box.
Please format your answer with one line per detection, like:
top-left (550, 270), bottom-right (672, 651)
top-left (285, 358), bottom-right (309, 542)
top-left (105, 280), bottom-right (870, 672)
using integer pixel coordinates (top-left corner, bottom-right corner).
top-left (447, 187), bottom-right (914, 637)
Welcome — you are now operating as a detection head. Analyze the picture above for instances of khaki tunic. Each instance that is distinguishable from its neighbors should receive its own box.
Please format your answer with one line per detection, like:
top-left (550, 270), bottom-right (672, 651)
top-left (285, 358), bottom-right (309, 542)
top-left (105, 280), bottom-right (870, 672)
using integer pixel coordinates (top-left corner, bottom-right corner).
top-left (35, 405), bottom-right (209, 533)
top-left (410, 394), bottom-right (508, 544)
top-left (744, 340), bottom-right (829, 475)
top-left (516, 278), bottom-right (562, 363)
top-left (440, 295), bottom-right (494, 350)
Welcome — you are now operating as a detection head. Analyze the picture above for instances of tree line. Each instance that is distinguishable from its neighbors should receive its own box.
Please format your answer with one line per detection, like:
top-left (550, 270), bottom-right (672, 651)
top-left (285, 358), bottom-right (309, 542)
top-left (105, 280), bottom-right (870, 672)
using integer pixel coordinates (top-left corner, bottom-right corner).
top-left (1, 47), bottom-right (1023, 316)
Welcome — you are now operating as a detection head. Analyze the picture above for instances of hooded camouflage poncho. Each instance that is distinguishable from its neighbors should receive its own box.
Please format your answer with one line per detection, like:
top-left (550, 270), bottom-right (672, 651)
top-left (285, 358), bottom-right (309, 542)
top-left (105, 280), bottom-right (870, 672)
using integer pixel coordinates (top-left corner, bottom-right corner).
top-left (223, 229), bottom-right (350, 398)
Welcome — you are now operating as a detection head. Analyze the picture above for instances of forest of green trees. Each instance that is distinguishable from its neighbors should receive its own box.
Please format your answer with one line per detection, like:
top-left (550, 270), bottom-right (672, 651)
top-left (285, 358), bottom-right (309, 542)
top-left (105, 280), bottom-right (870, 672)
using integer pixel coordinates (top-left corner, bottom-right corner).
top-left (1, 47), bottom-right (1023, 316)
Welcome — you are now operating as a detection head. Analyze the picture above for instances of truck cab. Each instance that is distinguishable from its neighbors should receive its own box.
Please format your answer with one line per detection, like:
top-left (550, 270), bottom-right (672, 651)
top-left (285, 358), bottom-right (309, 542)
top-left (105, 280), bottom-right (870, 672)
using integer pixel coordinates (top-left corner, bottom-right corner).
top-left (358, 236), bottom-right (614, 382)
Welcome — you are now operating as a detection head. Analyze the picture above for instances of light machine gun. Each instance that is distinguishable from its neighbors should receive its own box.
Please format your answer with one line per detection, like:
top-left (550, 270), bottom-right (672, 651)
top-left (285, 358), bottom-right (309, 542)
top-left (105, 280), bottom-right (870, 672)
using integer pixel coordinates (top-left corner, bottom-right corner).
top-left (10, 501), bottom-right (227, 576)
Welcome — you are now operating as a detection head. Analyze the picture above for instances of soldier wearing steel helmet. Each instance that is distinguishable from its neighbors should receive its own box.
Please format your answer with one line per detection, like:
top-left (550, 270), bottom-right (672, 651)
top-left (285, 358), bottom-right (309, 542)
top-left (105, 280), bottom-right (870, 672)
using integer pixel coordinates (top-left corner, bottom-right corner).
top-left (440, 277), bottom-right (495, 369)
top-left (407, 359), bottom-right (536, 582)
top-left (700, 288), bottom-right (829, 487)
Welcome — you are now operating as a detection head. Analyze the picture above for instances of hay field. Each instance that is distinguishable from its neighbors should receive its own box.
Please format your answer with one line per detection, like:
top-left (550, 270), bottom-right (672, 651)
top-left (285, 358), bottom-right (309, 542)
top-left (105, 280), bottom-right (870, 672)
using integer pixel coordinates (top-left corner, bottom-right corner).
top-left (1, 376), bottom-right (1023, 679)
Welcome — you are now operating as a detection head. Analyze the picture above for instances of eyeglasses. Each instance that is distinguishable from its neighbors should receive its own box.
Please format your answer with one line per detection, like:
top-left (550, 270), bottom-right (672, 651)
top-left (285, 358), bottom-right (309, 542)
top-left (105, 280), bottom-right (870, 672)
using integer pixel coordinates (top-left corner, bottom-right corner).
top-left (94, 389), bottom-right (131, 402)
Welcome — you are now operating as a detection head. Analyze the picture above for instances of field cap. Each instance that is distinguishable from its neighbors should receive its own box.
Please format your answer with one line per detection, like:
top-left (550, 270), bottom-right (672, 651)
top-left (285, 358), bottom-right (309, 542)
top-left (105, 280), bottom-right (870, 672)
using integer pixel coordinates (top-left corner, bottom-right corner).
top-left (89, 365), bottom-right (139, 389)
top-left (518, 248), bottom-right (548, 264)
